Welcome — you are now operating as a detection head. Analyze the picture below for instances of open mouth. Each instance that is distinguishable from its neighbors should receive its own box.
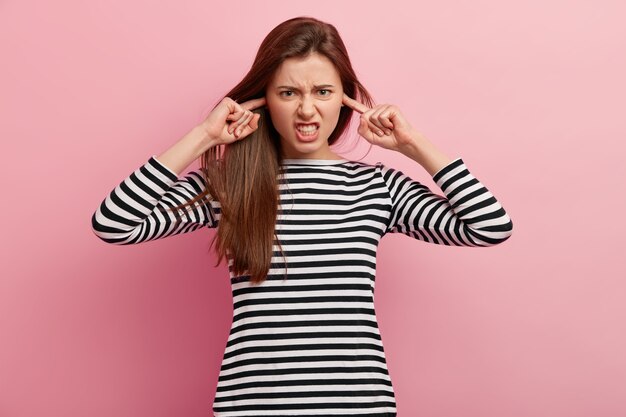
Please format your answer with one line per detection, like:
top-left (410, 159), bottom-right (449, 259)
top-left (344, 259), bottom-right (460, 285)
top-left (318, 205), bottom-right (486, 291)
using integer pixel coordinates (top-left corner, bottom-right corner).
top-left (294, 122), bottom-right (320, 142)
top-left (295, 122), bottom-right (320, 136)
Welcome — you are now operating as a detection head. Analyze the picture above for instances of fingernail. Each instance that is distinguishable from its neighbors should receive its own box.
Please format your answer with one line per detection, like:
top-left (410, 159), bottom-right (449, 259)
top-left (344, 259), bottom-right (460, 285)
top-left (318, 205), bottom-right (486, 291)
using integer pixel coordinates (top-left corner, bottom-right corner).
top-left (378, 130), bottom-right (384, 136)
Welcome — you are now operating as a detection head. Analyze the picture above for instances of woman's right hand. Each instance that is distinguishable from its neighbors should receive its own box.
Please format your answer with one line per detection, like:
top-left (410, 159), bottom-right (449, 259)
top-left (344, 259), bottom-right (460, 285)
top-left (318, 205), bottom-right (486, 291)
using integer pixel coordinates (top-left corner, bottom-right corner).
top-left (199, 96), bottom-right (267, 146)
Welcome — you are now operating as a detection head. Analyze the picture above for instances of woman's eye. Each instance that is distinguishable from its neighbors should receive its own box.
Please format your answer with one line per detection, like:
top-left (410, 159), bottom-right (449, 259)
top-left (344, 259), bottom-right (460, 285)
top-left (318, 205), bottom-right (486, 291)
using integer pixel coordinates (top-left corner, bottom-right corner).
top-left (280, 90), bottom-right (332, 97)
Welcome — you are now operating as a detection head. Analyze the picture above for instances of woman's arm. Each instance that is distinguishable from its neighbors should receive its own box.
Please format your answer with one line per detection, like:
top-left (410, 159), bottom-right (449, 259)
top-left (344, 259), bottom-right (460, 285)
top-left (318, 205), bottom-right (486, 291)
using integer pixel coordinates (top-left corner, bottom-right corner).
top-left (90, 128), bottom-right (220, 245)
top-left (342, 93), bottom-right (512, 246)
top-left (377, 156), bottom-right (513, 247)
top-left (390, 128), bottom-right (513, 246)
top-left (91, 97), bottom-right (267, 245)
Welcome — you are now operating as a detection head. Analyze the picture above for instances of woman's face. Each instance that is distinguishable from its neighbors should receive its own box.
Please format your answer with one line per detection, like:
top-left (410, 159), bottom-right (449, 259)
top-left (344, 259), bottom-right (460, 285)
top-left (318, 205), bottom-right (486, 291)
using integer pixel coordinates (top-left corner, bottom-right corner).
top-left (266, 52), bottom-right (344, 159)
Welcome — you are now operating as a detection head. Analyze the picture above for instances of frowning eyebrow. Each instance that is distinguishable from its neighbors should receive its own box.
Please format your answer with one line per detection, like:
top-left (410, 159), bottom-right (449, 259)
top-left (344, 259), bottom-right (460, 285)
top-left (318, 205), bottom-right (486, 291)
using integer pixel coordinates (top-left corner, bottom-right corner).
top-left (276, 84), bottom-right (335, 90)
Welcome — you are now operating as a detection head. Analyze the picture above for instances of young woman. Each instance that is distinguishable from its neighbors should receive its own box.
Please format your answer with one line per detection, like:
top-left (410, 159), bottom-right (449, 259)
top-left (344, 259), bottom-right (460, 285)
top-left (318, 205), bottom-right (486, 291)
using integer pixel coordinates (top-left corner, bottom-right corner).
top-left (92, 16), bottom-right (513, 417)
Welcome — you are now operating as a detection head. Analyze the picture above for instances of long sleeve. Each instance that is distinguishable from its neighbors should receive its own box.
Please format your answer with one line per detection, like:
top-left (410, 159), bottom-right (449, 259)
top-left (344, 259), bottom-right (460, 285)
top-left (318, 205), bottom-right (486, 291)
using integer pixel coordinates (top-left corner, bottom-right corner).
top-left (91, 155), bottom-right (220, 245)
top-left (376, 157), bottom-right (513, 246)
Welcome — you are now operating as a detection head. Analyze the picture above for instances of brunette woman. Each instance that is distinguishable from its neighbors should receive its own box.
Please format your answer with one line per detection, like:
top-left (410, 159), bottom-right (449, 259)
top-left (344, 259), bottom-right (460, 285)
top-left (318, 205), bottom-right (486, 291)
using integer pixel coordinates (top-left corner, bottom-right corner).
top-left (92, 16), bottom-right (513, 416)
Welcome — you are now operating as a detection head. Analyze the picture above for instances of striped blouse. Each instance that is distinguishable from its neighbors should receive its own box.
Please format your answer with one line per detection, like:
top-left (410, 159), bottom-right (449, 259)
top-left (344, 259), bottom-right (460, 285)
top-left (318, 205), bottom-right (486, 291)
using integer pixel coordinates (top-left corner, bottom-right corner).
top-left (91, 155), bottom-right (513, 416)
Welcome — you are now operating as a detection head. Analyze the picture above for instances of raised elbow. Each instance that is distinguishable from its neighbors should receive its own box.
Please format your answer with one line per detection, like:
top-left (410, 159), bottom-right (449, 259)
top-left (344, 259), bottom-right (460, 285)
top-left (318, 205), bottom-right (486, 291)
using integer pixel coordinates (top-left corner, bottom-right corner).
top-left (90, 211), bottom-right (133, 245)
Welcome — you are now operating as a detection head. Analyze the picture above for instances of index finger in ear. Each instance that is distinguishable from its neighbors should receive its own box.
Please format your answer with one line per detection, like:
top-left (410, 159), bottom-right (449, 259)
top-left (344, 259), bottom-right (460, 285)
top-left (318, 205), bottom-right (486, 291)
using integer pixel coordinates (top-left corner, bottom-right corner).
top-left (342, 93), bottom-right (369, 114)
top-left (241, 96), bottom-right (267, 111)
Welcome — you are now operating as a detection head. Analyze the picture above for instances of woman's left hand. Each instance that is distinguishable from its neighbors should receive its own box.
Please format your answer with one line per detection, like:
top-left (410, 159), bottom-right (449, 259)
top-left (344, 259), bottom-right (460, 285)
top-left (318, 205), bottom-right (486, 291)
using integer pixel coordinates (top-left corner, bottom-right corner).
top-left (342, 93), bottom-right (420, 153)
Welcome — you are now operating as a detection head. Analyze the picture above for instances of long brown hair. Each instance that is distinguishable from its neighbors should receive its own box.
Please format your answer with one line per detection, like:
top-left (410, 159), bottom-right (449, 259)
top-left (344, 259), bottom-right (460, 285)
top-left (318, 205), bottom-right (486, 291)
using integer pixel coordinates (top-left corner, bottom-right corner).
top-left (175, 16), bottom-right (375, 284)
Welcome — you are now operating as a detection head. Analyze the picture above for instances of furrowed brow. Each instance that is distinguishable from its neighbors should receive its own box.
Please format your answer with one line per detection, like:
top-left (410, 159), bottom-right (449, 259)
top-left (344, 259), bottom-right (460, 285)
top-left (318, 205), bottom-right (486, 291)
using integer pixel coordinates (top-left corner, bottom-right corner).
top-left (276, 84), bottom-right (335, 90)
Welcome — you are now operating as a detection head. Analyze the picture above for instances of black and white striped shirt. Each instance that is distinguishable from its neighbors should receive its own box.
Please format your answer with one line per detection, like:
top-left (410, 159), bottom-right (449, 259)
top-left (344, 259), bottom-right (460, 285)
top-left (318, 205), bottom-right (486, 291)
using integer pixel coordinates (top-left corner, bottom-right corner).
top-left (91, 155), bottom-right (513, 416)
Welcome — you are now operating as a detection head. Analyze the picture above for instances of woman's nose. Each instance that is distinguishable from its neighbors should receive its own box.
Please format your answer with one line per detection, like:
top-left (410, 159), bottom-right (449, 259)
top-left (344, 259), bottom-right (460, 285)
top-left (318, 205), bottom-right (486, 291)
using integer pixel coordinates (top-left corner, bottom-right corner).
top-left (297, 95), bottom-right (316, 117)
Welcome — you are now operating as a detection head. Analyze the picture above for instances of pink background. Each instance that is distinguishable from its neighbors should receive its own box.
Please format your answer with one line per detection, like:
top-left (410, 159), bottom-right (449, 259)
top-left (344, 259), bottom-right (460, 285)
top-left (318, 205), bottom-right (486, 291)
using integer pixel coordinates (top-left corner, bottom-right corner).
top-left (1, 0), bottom-right (624, 416)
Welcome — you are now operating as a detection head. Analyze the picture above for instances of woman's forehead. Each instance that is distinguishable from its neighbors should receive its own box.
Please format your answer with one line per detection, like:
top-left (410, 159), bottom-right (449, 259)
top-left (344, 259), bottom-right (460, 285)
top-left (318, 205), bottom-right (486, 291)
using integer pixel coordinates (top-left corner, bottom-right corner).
top-left (270, 53), bottom-right (340, 87)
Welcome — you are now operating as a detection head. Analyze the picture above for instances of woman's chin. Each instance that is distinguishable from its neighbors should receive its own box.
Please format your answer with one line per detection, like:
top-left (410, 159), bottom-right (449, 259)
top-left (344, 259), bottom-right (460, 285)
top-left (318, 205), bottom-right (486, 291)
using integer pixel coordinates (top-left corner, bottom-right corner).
top-left (280, 132), bottom-right (330, 157)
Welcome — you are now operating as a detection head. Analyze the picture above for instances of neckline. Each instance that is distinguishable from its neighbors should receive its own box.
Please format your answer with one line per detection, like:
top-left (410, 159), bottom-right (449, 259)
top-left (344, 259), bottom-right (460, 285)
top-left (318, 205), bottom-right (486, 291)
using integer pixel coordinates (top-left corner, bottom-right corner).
top-left (281, 158), bottom-right (349, 166)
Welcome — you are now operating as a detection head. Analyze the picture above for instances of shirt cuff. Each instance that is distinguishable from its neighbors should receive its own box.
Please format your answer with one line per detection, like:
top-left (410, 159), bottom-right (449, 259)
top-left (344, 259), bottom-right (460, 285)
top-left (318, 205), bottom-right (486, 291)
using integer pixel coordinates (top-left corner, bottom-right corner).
top-left (150, 155), bottom-right (180, 178)
top-left (432, 157), bottom-right (464, 181)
